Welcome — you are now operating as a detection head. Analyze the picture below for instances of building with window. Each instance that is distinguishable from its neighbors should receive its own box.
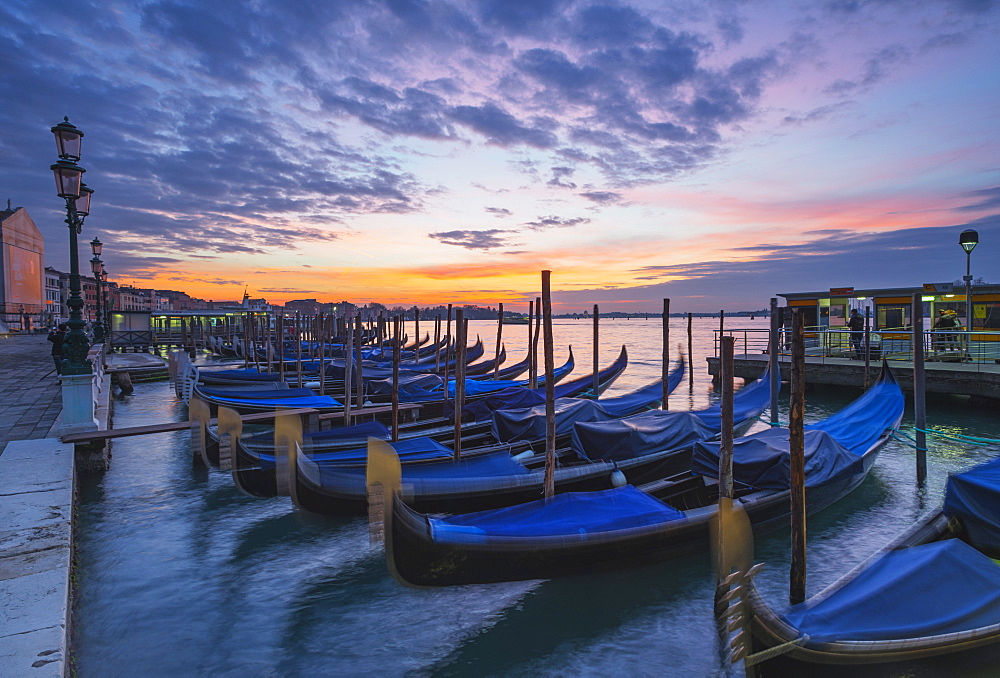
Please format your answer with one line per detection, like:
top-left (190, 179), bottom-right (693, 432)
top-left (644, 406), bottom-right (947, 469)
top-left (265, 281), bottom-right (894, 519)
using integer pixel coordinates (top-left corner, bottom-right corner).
top-left (0, 205), bottom-right (44, 331)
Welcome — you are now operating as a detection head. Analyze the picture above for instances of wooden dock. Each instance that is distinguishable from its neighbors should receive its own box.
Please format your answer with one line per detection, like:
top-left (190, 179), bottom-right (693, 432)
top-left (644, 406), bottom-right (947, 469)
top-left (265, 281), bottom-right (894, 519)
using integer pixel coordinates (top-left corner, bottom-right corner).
top-left (706, 354), bottom-right (1000, 401)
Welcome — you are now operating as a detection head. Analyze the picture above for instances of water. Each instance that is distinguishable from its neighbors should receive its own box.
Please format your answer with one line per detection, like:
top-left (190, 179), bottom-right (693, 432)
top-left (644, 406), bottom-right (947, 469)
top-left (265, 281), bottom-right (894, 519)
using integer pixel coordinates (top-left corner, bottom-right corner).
top-left (74, 318), bottom-right (1000, 676)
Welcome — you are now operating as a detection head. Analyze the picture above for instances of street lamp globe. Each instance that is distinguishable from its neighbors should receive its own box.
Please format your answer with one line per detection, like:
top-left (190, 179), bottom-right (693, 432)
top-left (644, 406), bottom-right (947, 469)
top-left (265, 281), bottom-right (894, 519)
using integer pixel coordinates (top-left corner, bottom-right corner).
top-left (50, 117), bottom-right (84, 161)
top-left (960, 229), bottom-right (979, 254)
top-left (50, 160), bottom-right (85, 199)
top-left (90, 236), bottom-right (103, 257)
top-left (90, 256), bottom-right (102, 275)
top-left (77, 185), bottom-right (94, 218)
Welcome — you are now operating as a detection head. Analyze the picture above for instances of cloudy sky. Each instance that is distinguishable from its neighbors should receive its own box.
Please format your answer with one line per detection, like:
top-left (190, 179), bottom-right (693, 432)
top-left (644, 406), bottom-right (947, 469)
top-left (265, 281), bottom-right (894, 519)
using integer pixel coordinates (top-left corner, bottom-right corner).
top-left (2, 0), bottom-right (998, 312)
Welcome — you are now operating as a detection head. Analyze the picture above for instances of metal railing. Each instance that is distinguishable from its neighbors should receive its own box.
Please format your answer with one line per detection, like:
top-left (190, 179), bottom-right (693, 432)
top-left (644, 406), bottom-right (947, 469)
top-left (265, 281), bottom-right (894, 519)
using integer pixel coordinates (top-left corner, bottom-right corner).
top-left (714, 327), bottom-right (1000, 371)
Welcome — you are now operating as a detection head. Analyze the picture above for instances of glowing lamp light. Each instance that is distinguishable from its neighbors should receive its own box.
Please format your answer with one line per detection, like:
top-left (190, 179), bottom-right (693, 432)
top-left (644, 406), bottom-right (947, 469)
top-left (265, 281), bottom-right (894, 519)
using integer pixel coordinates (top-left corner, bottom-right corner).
top-left (959, 229), bottom-right (979, 254)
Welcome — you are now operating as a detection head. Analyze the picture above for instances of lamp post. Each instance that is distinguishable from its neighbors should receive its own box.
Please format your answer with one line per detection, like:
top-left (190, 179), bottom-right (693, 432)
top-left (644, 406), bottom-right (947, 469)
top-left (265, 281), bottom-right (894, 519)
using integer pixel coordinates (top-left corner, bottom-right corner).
top-left (50, 117), bottom-right (93, 375)
top-left (90, 237), bottom-right (104, 342)
top-left (101, 263), bottom-right (111, 336)
top-left (959, 229), bottom-right (979, 341)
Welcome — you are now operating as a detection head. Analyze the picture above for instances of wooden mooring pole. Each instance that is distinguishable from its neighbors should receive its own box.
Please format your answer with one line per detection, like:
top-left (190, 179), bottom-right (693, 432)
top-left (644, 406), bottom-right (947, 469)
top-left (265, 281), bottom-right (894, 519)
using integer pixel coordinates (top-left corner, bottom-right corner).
top-left (494, 303), bottom-right (503, 380)
top-left (913, 292), bottom-right (927, 484)
top-left (662, 298), bottom-right (669, 410)
top-left (592, 304), bottom-right (599, 399)
top-left (769, 298), bottom-right (780, 427)
top-left (453, 310), bottom-right (466, 460)
top-left (392, 315), bottom-right (400, 441)
top-left (542, 272), bottom-right (556, 498)
top-left (719, 336), bottom-right (735, 500)
top-left (687, 312), bottom-right (694, 390)
top-left (789, 309), bottom-right (807, 605)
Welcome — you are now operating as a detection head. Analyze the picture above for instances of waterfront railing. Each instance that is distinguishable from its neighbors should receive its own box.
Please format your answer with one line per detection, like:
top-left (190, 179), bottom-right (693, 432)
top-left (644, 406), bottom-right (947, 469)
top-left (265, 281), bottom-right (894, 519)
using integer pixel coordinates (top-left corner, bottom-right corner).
top-left (714, 327), bottom-right (1000, 372)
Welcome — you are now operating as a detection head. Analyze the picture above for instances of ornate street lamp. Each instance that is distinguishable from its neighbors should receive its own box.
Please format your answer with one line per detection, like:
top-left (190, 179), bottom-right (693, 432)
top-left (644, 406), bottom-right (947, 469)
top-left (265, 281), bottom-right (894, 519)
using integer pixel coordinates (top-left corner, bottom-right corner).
top-left (50, 116), bottom-right (92, 375)
top-left (959, 229), bottom-right (979, 336)
top-left (90, 252), bottom-right (104, 343)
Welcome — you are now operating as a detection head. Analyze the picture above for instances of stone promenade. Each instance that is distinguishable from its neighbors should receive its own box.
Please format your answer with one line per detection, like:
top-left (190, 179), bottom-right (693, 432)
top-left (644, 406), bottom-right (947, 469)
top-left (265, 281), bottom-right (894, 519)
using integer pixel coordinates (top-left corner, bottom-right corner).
top-left (0, 335), bottom-right (63, 448)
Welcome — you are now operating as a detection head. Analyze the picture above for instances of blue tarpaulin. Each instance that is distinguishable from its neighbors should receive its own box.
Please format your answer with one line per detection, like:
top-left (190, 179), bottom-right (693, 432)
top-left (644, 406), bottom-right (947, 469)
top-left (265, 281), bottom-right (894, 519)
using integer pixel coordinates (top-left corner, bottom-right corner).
top-left (197, 386), bottom-right (316, 399)
top-left (944, 457), bottom-right (1000, 554)
top-left (208, 394), bottom-right (342, 409)
top-left (782, 539), bottom-right (1000, 642)
top-left (570, 369), bottom-right (768, 461)
top-left (429, 485), bottom-right (686, 543)
top-left (491, 378), bottom-right (667, 443)
top-left (318, 450), bottom-right (530, 482)
top-left (572, 411), bottom-right (716, 462)
top-left (691, 428), bottom-right (862, 490)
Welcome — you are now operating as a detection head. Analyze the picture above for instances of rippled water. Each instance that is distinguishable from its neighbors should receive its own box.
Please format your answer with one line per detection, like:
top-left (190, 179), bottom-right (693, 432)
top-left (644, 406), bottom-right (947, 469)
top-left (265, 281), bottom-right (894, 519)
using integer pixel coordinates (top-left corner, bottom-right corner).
top-left (74, 318), bottom-right (1000, 676)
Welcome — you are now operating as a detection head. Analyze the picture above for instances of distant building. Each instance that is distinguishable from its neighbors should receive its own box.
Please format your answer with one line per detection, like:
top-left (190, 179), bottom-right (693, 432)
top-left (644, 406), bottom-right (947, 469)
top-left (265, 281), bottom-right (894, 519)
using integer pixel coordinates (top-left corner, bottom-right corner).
top-left (0, 205), bottom-right (44, 330)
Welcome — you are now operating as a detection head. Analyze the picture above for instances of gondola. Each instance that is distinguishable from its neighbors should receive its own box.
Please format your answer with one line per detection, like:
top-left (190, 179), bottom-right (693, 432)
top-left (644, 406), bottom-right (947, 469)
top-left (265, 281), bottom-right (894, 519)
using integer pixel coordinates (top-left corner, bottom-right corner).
top-left (293, 359), bottom-right (748, 517)
top-left (740, 455), bottom-right (1000, 676)
top-left (379, 365), bottom-right (904, 586)
top-left (226, 348), bottom-right (647, 498)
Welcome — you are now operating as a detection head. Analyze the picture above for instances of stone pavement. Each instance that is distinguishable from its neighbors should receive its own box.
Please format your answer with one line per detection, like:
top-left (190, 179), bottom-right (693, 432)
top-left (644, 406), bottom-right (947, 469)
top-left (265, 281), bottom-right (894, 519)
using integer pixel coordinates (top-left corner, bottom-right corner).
top-left (0, 335), bottom-right (63, 449)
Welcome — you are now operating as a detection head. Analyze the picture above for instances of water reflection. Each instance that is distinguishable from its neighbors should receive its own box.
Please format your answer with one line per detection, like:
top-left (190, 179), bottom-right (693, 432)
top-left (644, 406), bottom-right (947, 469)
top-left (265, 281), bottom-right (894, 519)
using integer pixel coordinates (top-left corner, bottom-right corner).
top-left (74, 318), bottom-right (1000, 676)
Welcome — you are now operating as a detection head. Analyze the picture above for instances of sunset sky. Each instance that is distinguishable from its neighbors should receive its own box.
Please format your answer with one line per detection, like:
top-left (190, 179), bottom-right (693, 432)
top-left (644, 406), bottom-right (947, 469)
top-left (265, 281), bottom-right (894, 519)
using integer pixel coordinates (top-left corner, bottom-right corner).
top-left (2, 0), bottom-right (998, 312)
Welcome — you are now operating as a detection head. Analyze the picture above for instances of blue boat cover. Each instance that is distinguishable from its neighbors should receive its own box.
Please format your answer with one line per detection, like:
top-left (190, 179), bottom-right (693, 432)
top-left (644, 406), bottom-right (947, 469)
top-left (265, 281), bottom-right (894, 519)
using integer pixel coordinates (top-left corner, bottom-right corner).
top-left (692, 428), bottom-right (862, 490)
top-left (491, 378), bottom-right (668, 443)
top-left (199, 369), bottom-right (282, 381)
top-left (305, 420), bottom-right (391, 442)
top-left (429, 485), bottom-right (686, 543)
top-left (197, 386), bottom-right (316, 400)
top-left (311, 437), bottom-right (453, 466)
top-left (462, 387), bottom-right (546, 421)
top-left (690, 369), bottom-right (902, 488)
top-left (208, 394), bottom-right (342, 408)
top-left (572, 411), bottom-right (717, 462)
top-left (367, 373), bottom-right (444, 397)
top-left (805, 370), bottom-right (905, 455)
top-left (570, 369), bottom-right (768, 461)
top-left (319, 450), bottom-right (529, 482)
top-left (782, 539), bottom-right (1000, 642)
top-left (944, 457), bottom-right (1000, 554)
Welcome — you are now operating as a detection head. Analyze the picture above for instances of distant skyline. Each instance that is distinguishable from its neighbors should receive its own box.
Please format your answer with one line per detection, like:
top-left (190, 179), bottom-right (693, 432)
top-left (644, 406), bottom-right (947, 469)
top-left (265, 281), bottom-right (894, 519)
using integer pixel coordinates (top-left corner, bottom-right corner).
top-left (2, 0), bottom-right (998, 312)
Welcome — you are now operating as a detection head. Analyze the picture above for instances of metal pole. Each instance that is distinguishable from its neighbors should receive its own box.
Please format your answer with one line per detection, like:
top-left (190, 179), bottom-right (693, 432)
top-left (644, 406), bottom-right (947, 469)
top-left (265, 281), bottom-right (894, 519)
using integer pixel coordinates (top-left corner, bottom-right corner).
top-left (789, 309), bottom-right (807, 605)
top-left (913, 293), bottom-right (927, 484)
top-left (965, 250), bottom-right (973, 360)
top-left (769, 298), bottom-right (779, 427)
top-left (864, 307), bottom-right (871, 389)
top-left (662, 298), bottom-right (670, 410)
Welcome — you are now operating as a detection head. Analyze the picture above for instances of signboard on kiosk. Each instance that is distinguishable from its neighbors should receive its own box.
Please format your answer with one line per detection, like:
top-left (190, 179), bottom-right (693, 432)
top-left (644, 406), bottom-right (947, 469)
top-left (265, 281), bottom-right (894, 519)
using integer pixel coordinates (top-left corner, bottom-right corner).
top-left (829, 287), bottom-right (854, 296)
top-left (922, 283), bottom-right (954, 293)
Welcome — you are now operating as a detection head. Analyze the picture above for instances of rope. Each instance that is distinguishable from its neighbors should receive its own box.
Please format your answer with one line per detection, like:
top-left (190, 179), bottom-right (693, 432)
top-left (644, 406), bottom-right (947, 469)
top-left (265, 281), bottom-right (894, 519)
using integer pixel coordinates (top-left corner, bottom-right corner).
top-left (890, 430), bottom-right (928, 452)
top-left (760, 415), bottom-right (785, 427)
top-left (911, 427), bottom-right (996, 446)
top-left (743, 634), bottom-right (810, 667)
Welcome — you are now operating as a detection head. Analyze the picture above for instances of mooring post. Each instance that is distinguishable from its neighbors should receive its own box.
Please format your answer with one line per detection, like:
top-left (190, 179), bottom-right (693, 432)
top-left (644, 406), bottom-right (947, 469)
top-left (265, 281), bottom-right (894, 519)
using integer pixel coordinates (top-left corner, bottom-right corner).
top-left (354, 315), bottom-right (364, 410)
top-left (687, 312), bottom-right (694, 390)
top-left (542, 271), bottom-right (556, 498)
top-left (532, 296), bottom-right (542, 389)
top-left (494, 303), bottom-right (503, 380)
top-left (453, 310), bottom-right (466, 460)
top-left (526, 300), bottom-right (535, 388)
top-left (391, 315), bottom-right (400, 442)
top-left (719, 336), bottom-right (735, 500)
top-left (789, 309), bottom-right (807, 605)
top-left (769, 298), bottom-right (780, 427)
top-left (913, 292), bottom-right (927, 484)
top-left (592, 304), bottom-right (600, 399)
top-left (434, 314), bottom-right (442, 374)
top-left (662, 298), bottom-right (670, 410)
top-left (413, 308), bottom-right (420, 364)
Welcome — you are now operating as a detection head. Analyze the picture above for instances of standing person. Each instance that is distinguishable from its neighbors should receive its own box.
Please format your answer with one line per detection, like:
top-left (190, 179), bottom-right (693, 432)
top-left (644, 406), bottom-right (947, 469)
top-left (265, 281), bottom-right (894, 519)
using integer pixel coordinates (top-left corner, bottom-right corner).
top-left (48, 323), bottom-right (67, 376)
top-left (932, 309), bottom-right (953, 351)
top-left (847, 309), bottom-right (865, 359)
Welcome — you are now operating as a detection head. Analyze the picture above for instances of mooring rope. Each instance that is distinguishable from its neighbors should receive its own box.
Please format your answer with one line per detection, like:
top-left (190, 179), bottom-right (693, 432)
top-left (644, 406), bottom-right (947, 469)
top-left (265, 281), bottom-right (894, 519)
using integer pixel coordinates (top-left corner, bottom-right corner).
top-left (912, 427), bottom-right (1000, 445)
top-left (890, 429), bottom-right (928, 452)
